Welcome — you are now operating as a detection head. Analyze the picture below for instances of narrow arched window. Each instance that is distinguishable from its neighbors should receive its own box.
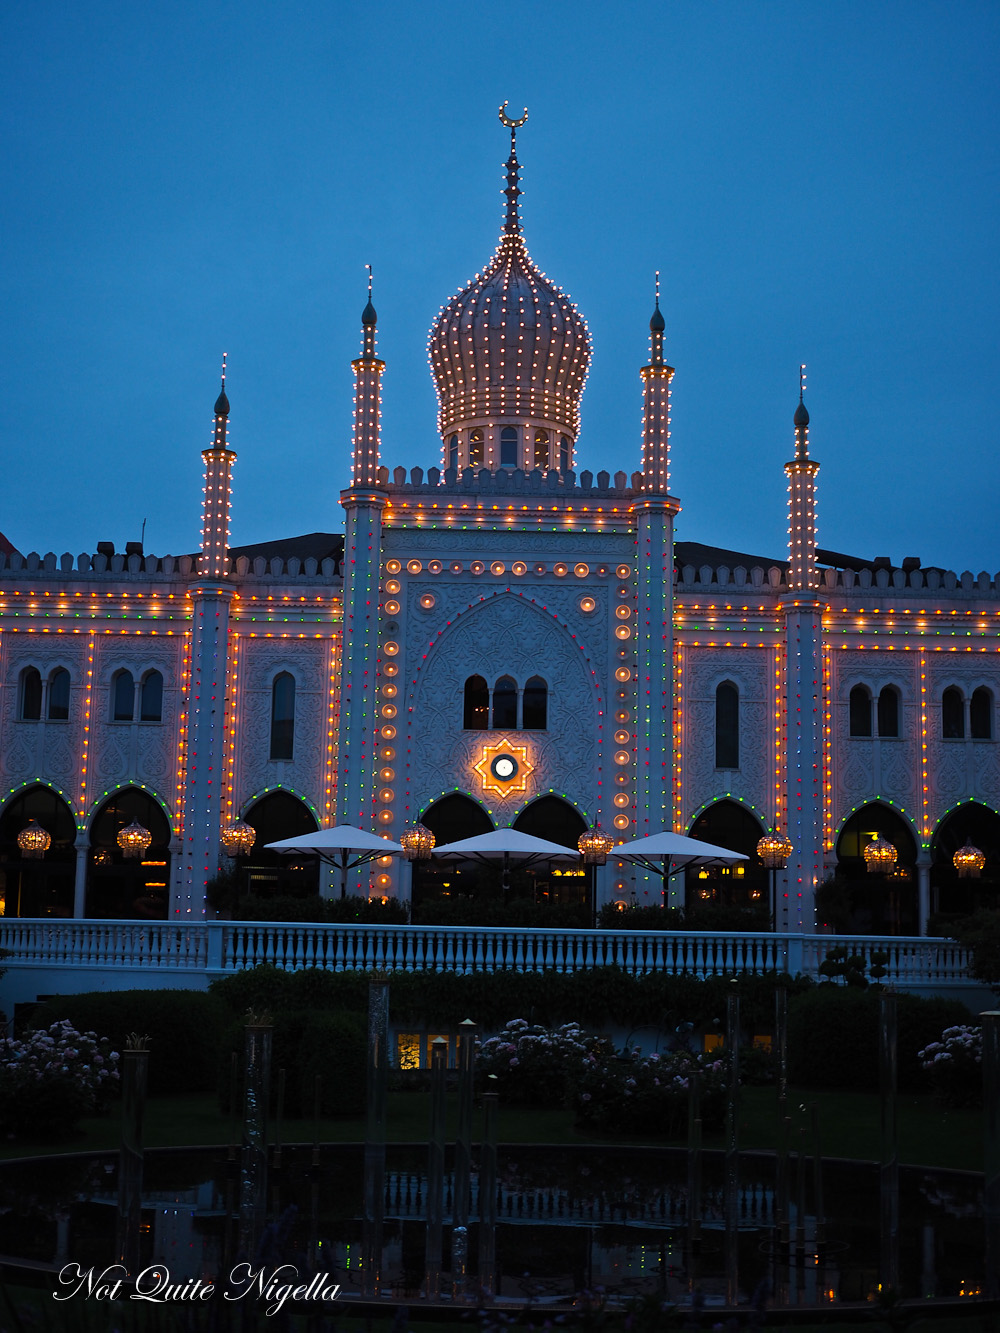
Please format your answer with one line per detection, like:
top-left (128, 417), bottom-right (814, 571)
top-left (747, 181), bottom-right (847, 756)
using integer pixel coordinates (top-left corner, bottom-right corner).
top-left (849, 685), bottom-right (872, 737)
top-left (877, 686), bottom-right (899, 738)
top-left (140, 670), bottom-right (163, 722)
top-left (715, 681), bottom-right (739, 769)
top-left (20, 668), bottom-right (42, 721)
top-left (942, 686), bottom-right (964, 739)
top-left (971, 687), bottom-right (992, 740)
top-left (559, 435), bottom-right (570, 472)
top-left (523, 675), bottom-right (547, 730)
top-left (113, 669), bottom-right (135, 722)
top-left (448, 434), bottom-right (459, 472)
top-left (463, 675), bottom-right (489, 729)
top-left (469, 429), bottom-right (484, 469)
top-left (270, 672), bottom-right (295, 760)
top-left (533, 430), bottom-right (549, 471)
top-left (500, 427), bottom-right (518, 468)
top-left (492, 675), bottom-right (518, 729)
top-left (48, 669), bottom-right (70, 721)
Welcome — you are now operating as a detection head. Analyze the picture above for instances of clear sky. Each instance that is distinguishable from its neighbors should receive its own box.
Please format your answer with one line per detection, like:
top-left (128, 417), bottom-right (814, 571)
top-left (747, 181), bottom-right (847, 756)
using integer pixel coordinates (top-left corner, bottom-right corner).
top-left (3, 1), bottom-right (998, 572)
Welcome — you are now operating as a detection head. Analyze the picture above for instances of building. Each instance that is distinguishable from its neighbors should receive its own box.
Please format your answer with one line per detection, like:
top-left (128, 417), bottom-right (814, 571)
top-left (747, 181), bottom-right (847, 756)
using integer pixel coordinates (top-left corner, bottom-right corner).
top-left (1, 113), bottom-right (997, 935)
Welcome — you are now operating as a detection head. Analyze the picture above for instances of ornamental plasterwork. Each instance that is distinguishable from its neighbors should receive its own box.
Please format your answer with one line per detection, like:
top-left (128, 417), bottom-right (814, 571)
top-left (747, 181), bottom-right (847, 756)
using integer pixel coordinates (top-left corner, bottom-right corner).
top-left (383, 528), bottom-right (635, 557)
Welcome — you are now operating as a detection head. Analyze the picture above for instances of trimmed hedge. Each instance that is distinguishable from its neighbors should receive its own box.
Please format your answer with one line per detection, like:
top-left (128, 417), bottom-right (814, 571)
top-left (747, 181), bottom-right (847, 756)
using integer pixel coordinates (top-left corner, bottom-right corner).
top-left (29, 989), bottom-right (228, 1094)
top-left (218, 1008), bottom-right (365, 1117)
top-left (234, 894), bottom-right (409, 924)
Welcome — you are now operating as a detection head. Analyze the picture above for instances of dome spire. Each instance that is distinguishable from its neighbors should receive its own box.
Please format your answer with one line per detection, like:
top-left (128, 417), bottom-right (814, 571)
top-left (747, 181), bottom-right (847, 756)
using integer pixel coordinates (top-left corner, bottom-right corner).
top-left (361, 264), bottom-right (377, 357)
top-left (794, 362), bottom-right (810, 452)
top-left (649, 271), bottom-right (665, 364)
top-left (498, 101), bottom-right (528, 237)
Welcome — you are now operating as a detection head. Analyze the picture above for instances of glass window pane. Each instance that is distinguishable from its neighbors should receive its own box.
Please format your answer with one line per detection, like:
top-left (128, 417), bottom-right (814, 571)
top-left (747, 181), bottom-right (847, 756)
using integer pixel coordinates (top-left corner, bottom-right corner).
top-left (21, 668), bottom-right (42, 721)
top-left (942, 687), bottom-right (964, 739)
top-left (271, 673), bottom-right (295, 760)
top-left (715, 682), bottom-right (739, 769)
top-left (140, 671), bottom-right (163, 722)
top-left (970, 687), bottom-right (992, 740)
top-left (877, 687), bottom-right (899, 738)
top-left (113, 671), bottom-right (134, 722)
top-left (492, 675), bottom-right (517, 729)
top-left (523, 675), bottom-right (547, 729)
top-left (463, 675), bottom-right (489, 729)
top-left (48, 669), bottom-right (70, 721)
top-left (849, 685), bottom-right (872, 737)
top-left (500, 427), bottom-right (518, 468)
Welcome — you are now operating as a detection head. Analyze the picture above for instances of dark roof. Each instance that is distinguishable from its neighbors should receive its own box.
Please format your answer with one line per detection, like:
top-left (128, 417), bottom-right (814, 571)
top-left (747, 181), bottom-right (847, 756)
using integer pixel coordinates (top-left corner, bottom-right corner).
top-left (0, 531), bottom-right (18, 556)
top-left (228, 532), bottom-right (344, 563)
top-left (674, 540), bottom-right (787, 571)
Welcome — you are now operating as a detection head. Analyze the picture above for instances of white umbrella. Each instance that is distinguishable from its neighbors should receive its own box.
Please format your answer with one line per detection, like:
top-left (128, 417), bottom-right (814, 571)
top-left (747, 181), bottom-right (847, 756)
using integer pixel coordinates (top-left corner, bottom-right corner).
top-left (615, 830), bottom-right (748, 877)
top-left (431, 827), bottom-right (580, 899)
top-left (265, 824), bottom-right (403, 899)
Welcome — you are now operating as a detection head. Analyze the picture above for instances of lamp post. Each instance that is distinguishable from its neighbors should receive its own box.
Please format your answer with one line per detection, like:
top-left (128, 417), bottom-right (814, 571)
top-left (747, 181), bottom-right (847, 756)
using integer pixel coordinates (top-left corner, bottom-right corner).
top-left (756, 831), bottom-right (793, 930)
top-left (400, 823), bottom-right (435, 913)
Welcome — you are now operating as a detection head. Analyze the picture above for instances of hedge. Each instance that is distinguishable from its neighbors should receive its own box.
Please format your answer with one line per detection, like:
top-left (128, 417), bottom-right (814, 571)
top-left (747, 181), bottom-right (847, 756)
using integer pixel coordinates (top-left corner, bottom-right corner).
top-left (217, 1008), bottom-right (365, 1117)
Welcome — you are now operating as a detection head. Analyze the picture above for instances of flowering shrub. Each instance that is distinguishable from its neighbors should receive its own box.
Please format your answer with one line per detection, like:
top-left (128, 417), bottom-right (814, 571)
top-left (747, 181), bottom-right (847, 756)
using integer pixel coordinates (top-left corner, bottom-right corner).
top-left (476, 1019), bottom-right (614, 1106)
top-left (572, 1047), bottom-right (730, 1136)
top-left (917, 1024), bottom-right (982, 1108)
top-left (0, 1021), bottom-right (120, 1138)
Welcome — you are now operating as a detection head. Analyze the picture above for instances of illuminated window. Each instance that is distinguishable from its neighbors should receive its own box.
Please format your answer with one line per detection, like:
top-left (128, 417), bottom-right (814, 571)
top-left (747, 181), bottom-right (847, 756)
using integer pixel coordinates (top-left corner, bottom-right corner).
top-left (500, 426), bottom-right (518, 468)
top-left (492, 675), bottom-right (517, 729)
top-left (559, 435), bottom-right (570, 472)
top-left (19, 667), bottom-right (42, 721)
top-left (140, 670), bottom-right (163, 723)
top-left (971, 687), bottom-right (993, 740)
top-left (715, 681), bottom-right (739, 769)
top-left (113, 669), bottom-right (135, 722)
top-left (270, 672), bottom-right (295, 760)
top-left (463, 675), bottom-right (489, 729)
top-left (448, 434), bottom-right (459, 471)
top-left (469, 429), bottom-right (484, 469)
top-left (522, 675), bottom-right (547, 730)
top-left (942, 686), bottom-right (964, 739)
top-left (396, 1034), bottom-right (421, 1070)
top-left (877, 686), bottom-right (899, 738)
top-left (47, 668), bottom-right (70, 722)
top-left (533, 429), bottom-right (549, 470)
top-left (849, 684), bottom-right (872, 737)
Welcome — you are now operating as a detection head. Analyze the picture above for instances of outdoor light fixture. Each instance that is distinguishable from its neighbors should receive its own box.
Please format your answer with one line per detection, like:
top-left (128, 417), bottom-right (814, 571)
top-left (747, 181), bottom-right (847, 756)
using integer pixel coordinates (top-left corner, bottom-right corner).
top-left (92, 849), bottom-right (112, 868)
top-left (953, 841), bottom-right (985, 880)
top-left (473, 738), bottom-right (533, 799)
top-left (221, 819), bottom-right (256, 857)
top-left (756, 831), bottom-right (793, 869)
top-left (578, 826), bottom-right (615, 865)
top-left (117, 821), bottom-right (152, 860)
top-left (400, 823), bottom-right (436, 861)
top-left (863, 836), bottom-right (897, 875)
top-left (17, 820), bottom-right (51, 860)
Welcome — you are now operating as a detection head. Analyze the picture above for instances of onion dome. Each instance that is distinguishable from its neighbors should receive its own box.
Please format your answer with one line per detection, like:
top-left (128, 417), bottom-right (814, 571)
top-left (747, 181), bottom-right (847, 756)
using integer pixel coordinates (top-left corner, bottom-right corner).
top-left (794, 400), bottom-right (809, 428)
top-left (428, 113), bottom-right (591, 448)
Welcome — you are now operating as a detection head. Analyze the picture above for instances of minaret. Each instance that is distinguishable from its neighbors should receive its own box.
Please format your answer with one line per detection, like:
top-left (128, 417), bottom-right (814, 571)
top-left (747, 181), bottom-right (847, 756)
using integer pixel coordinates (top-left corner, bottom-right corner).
top-left (634, 279), bottom-right (681, 893)
top-left (780, 367), bottom-right (824, 932)
top-left (338, 276), bottom-right (388, 873)
top-left (177, 362), bottom-right (237, 916)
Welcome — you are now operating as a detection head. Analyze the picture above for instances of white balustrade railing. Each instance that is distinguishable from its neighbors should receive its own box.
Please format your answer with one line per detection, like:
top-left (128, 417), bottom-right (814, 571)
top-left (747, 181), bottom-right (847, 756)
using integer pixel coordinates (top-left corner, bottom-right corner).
top-left (0, 919), bottom-right (974, 996)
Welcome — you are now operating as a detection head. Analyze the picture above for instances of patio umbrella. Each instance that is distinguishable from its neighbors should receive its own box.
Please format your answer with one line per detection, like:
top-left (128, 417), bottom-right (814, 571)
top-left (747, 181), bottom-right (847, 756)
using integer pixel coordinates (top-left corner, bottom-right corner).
top-left (614, 831), bottom-right (748, 878)
top-left (265, 825), bottom-right (404, 899)
top-left (431, 828), bottom-right (580, 900)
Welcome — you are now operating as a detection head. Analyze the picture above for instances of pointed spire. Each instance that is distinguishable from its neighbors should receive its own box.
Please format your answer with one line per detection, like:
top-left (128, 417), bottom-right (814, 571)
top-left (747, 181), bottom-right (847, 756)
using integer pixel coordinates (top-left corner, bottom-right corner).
top-left (361, 265), bottom-right (377, 358)
top-left (211, 353), bottom-right (230, 450)
top-left (649, 271), bottom-right (665, 363)
top-left (794, 363), bottom-right (810, 450)
top-left (214, 352), bottom-right (229, 418)
top-left (498, 102), bottom-right (528, 238)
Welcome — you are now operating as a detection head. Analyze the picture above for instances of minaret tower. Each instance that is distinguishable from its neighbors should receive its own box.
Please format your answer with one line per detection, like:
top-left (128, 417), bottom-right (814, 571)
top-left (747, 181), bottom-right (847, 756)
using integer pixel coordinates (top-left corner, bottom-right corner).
top-left (177, 361), bottom-right (236, 916)
top-left (780, 367), bottom-right (824, 931)
top-left (337, 274), bottom-right (388, 870)
top-left (634, 280), bottom-right (681, 893)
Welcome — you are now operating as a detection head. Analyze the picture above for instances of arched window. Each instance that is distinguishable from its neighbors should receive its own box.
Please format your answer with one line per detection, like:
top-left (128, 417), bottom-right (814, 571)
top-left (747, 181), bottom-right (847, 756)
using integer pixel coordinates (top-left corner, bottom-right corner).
top-left (463, 675), bottom-right (489, 729)
top-left (877, 686), bottom-right (899, 738)
top-left (87, 787), bottom-right (172, 921)
top-left (448, 434), bottom-right (459, 471)
top-left (469, 429), bottom-right (484, 469)
top-left (47, 669), bottom-right (70, 721)
top-left (140, 670), bottom-right (163, 722)
top-left (533, 430), bottom-right (549, 470)
top-left (715, 681), bottom-right (739, 769)
top-left (942, 686), bottom-right (964, 739)
top-left (849, 685), bottom-right (872, 737)
top-left (270, 672), bottom-right (295, 760)
top-left (500, 426), bottom-right (518, 468)
top-left (559, 435), bottom-right (570, 472)
top-left (492, 675), bottom-right (518, 729)
top-left (971, 687), bottom-right (993, 740)
top-left (19, 668), bottom-right (42, 721)
top-left (113, 670), bottom-right (135, 722)
top-left (522, 675), bottom-right (547, 729)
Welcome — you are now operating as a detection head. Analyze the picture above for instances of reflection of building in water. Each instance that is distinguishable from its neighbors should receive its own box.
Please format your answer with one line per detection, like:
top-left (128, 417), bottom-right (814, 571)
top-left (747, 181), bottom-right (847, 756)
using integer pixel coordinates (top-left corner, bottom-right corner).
top-left (0, 112), bottom-right (997, 935)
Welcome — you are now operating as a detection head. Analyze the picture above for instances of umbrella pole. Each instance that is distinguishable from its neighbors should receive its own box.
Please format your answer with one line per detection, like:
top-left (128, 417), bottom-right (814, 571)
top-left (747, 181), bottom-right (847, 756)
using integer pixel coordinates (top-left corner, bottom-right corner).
top-left (341, 854), bottom-right (348, 900)
top-left (502, 851), bottom-right (510, 905)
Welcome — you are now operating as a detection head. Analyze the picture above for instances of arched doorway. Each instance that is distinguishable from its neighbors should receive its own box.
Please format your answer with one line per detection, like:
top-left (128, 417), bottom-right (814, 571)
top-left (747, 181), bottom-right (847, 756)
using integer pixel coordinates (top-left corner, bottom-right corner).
top-left (87, 789), bottom-right (172, 919)
top-left (513, 796), bottom-right (590, 910)
top-left (0, 786), bottom-right (76, 918)
top-left (410, 794), bottom-right (493, 917)
top-left (237, 793), bottom-right (320, 903)
top-left (834, 804), bottom-right (919, 934)
top-left (930, 803), bottom-right (1000, 922)
top-left (685, 801), bottom-right (768, 916)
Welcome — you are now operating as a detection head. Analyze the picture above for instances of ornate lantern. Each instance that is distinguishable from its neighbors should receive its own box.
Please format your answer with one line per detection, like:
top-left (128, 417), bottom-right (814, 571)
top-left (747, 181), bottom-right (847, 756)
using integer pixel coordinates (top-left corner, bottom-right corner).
top-left (863, 835), bottom-right (897, 875)
top-left (17, 820), bottom-right (51, 860)
top-left (117, 820), bottom-right (152, 860)
top-left (400, 824), bottom-right (436, 861)
top-left (578, 826), bottom-right (615, 866)
top-left (756, 831), bottom-right (793, 869)
top-left (220, 819), bottom-right (256, 857)
top-left (953, 841), bottom-right (986, 880)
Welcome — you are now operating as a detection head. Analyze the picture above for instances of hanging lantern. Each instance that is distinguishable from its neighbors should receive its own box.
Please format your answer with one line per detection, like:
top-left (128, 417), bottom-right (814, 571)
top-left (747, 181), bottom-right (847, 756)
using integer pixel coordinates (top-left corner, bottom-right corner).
top-left (117, 820), bottom-right (152, 860)
top-left (578, 826), bottom-right (615, 866)
top-left (17, 820), bottom-right (51, 860)
top-left (953, 841), bottom-right (986, 880)
top-left (757, 831), bottom-right (793, 869)
top-left (221, 819), bottom-right (256, 857)
top-left (400, 824), bottom-right (435, 861)
top-left (863, 836), bottom-right (897, 875)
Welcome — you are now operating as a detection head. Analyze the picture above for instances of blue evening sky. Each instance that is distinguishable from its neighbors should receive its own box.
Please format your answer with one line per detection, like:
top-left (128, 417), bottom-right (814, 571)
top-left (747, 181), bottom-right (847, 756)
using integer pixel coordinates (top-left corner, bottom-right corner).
top-left (3, 2), bottom-right (998, 572)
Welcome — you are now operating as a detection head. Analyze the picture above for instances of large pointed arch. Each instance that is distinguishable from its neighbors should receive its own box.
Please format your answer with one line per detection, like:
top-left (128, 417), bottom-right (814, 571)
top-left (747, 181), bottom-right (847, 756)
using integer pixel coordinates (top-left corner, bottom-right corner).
top-left (832, 801), bottom-right (920, 935)
top-left (930, 800), bottom-right (1000, 919)
top-left (409, 793), bottom-right (495, 918)
top-left (0, 784), bottom-right (77, 918)
top-left (87, 786), bottom-right (173, 920)
top-left (684, 799), bottom-right (768, 916)
top-left (236, 790), bottom-right (321, 904)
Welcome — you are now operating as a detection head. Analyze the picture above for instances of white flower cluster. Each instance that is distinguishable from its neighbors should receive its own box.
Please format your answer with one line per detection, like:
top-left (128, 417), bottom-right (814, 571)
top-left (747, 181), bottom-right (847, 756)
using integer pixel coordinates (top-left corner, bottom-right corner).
top-left (918, 1024), bottom-right (982, 1069)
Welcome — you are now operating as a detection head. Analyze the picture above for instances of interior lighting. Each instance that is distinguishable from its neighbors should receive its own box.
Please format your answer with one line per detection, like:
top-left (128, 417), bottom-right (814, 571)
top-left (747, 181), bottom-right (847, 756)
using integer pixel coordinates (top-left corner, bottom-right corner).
top-left (17, 820), bottom-right (51, 859)
top-left (221, 820), bottom-right (256, 857)
top-left (863, 836), bottom-right (897, 875)
top-left (578, 826), bottom-right (615, 865)
top-left (400, 824), bottom-right (436, 861)
top-left (953, 841), bottom-right (986, 879)
top-left (118, 821), bottom-right (153, 860)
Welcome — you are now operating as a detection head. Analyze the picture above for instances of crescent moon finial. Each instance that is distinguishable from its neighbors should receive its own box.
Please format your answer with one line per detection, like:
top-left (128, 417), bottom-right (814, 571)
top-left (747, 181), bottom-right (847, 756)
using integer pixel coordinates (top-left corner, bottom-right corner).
top-left (498, 101), bottom-right (528, 129)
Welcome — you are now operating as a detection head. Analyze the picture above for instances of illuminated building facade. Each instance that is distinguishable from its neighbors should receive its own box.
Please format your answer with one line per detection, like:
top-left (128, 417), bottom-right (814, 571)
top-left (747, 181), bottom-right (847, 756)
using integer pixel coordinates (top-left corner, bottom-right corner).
top-left (0, 114), bottom-right (997, 934)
